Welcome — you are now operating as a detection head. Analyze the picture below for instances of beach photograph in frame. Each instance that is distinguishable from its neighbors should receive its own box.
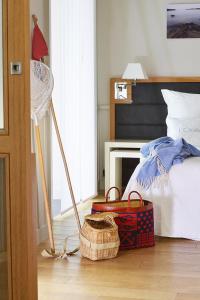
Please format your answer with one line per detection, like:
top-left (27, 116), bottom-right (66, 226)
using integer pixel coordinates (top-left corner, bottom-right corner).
top-left (167, 3), bottom-right (200, 38)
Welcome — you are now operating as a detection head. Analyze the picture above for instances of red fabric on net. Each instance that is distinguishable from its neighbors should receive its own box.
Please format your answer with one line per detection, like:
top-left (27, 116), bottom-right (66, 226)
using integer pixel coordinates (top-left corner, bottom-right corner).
top-left (32, 24), bottom-right (48, 61)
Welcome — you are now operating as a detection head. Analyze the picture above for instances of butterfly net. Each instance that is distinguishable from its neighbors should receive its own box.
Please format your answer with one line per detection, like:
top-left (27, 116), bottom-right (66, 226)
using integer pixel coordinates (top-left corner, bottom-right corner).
top-left (30, 60), bottom-right (54, 122)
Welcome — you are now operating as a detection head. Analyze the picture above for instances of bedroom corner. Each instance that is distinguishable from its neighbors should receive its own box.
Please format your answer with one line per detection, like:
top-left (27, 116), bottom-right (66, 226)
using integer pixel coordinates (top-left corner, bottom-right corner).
top-left (26, 1), bottom-right (200, 300)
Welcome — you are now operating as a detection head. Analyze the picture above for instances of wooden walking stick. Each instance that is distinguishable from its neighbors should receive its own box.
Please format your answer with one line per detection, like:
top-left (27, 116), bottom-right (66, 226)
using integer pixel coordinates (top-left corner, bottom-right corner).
top-left (50, 100), bottom-right (81, 232)
top-left (35, 122), bottom-right (80, 258)
top-left (34, 123), bottom-right (57, 257)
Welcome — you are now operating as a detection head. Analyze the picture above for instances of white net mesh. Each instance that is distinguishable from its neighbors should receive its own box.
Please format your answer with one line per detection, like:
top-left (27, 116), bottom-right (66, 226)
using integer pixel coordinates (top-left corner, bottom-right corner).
top-left (30, 60), bottom-right (54, 122)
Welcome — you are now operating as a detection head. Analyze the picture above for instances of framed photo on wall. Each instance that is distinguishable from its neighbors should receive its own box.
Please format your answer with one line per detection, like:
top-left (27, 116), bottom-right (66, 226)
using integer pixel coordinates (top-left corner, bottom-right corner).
top-left (167, 3), bottom-right (200, 38)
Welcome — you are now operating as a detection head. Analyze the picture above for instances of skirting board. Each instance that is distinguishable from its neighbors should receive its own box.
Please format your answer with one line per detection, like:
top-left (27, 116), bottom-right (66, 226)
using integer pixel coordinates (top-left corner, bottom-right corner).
top-left (54, 194), bottom-right (98, 220)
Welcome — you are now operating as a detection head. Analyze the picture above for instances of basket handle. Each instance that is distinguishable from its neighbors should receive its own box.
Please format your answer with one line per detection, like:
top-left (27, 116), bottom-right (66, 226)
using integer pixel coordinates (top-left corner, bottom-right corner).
top-left (128, 191), bottom-right (144, 208)
top-left (105, 215), bottom-right (118, 227)
top-left (106, 187), bottom-right (121, 202)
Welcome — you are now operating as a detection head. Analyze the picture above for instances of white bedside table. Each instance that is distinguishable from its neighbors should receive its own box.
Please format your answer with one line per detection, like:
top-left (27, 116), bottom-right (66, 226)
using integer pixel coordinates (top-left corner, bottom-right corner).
top-left (105, 140), bottom-right (149, 198)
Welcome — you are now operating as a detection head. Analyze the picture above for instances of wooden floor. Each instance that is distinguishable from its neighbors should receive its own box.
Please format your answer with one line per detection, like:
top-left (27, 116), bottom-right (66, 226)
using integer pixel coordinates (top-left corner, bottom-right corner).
top-left (38, 200), bottom-right (200, 300)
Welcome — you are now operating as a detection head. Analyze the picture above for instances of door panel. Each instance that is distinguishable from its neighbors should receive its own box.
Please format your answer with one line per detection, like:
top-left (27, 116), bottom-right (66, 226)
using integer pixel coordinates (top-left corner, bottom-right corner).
top-left (0, 1), bottom-right (38, 299)
top-left (0, 158), bottom-right (9, 300)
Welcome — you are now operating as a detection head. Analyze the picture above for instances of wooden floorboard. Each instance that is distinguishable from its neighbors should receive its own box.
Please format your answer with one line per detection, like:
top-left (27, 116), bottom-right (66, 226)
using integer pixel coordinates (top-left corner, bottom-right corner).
top-left (38, 199), bottom-right (200, 300)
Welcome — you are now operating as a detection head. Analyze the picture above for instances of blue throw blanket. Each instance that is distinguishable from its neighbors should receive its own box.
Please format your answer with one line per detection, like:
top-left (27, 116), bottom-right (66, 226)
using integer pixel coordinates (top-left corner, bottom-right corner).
top-left (136, 137), bottom-right (200, 189)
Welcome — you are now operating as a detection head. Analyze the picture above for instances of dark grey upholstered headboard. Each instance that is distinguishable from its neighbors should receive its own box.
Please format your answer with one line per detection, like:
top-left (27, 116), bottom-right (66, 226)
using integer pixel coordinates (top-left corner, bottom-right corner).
top-left (115, 82), bottom-right (200, 140)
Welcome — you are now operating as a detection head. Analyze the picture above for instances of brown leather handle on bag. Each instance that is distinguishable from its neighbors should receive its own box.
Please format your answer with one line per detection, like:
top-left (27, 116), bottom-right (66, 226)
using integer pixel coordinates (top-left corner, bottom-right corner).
top-left (128, 191), bottom-right (144, 208)
top-left (106, 187), bottom-right (121, 202)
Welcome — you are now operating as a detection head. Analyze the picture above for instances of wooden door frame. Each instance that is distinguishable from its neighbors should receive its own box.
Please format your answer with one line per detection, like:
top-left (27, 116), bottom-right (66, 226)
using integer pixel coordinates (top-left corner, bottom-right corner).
top-left (0, 0), bottom-right (38, 299)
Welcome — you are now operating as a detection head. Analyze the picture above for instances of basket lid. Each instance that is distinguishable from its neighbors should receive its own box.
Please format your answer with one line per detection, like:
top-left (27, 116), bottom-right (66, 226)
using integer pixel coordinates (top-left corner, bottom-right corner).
top-left (85, 212), bottom-right (118, 222)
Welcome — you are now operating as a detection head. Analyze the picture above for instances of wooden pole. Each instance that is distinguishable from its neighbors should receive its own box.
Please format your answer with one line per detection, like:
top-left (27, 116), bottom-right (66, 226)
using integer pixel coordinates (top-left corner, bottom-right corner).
top-left (32, 14), bottom-right (38, 26)
top-left (50, 100), bottom-right (81, 232)
top-left (34, 124), bottom-right (55, 252)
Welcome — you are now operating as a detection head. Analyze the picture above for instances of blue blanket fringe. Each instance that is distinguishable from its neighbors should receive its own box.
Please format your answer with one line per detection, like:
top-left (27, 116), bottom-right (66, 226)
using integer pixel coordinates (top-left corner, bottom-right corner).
top-left (136, 137), bottom-right (200, 189)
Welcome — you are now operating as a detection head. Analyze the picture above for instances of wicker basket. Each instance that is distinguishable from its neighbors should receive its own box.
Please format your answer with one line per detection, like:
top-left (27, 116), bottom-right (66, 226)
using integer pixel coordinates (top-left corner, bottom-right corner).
top-left (80, 212), bottom-right (120, 261)
top-left (92, 189), bottom-right (155, 250)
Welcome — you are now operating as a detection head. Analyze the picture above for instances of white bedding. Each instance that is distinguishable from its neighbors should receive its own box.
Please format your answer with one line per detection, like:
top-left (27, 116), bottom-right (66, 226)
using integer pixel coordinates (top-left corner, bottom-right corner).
top-left (122, 157), bottom-right (200, 240)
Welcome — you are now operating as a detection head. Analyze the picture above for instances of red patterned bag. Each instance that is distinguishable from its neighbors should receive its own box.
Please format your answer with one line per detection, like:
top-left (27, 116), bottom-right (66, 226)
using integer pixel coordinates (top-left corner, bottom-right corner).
top-left (92, 187), bottom-right (155, 250)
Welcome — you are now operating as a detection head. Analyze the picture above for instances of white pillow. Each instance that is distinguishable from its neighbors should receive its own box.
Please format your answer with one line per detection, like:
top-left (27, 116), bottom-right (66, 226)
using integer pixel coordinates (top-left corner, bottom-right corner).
top-left (166, 116), bottom-right (200, 149)
top-left (161, 89), bottom-right (200, 118)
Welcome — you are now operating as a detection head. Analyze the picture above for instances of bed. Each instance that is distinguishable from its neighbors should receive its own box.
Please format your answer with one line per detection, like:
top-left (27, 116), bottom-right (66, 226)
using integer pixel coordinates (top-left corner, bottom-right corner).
top-left (122, 156), bottom-right (200, 240)
top-left (110, 76), bottom-right (200, 240)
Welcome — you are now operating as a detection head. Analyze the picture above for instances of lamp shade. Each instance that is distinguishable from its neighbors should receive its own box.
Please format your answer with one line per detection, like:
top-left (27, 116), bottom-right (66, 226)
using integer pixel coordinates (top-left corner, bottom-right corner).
top-left (122, 63), bottom-right (148, 80)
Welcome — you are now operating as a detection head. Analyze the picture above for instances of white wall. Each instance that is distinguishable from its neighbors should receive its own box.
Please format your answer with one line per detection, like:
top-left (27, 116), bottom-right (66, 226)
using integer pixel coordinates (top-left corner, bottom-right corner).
top-left (30, 0), bottom-right (50, 243)
top-left (97, 0), bottom-right (200, 189)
